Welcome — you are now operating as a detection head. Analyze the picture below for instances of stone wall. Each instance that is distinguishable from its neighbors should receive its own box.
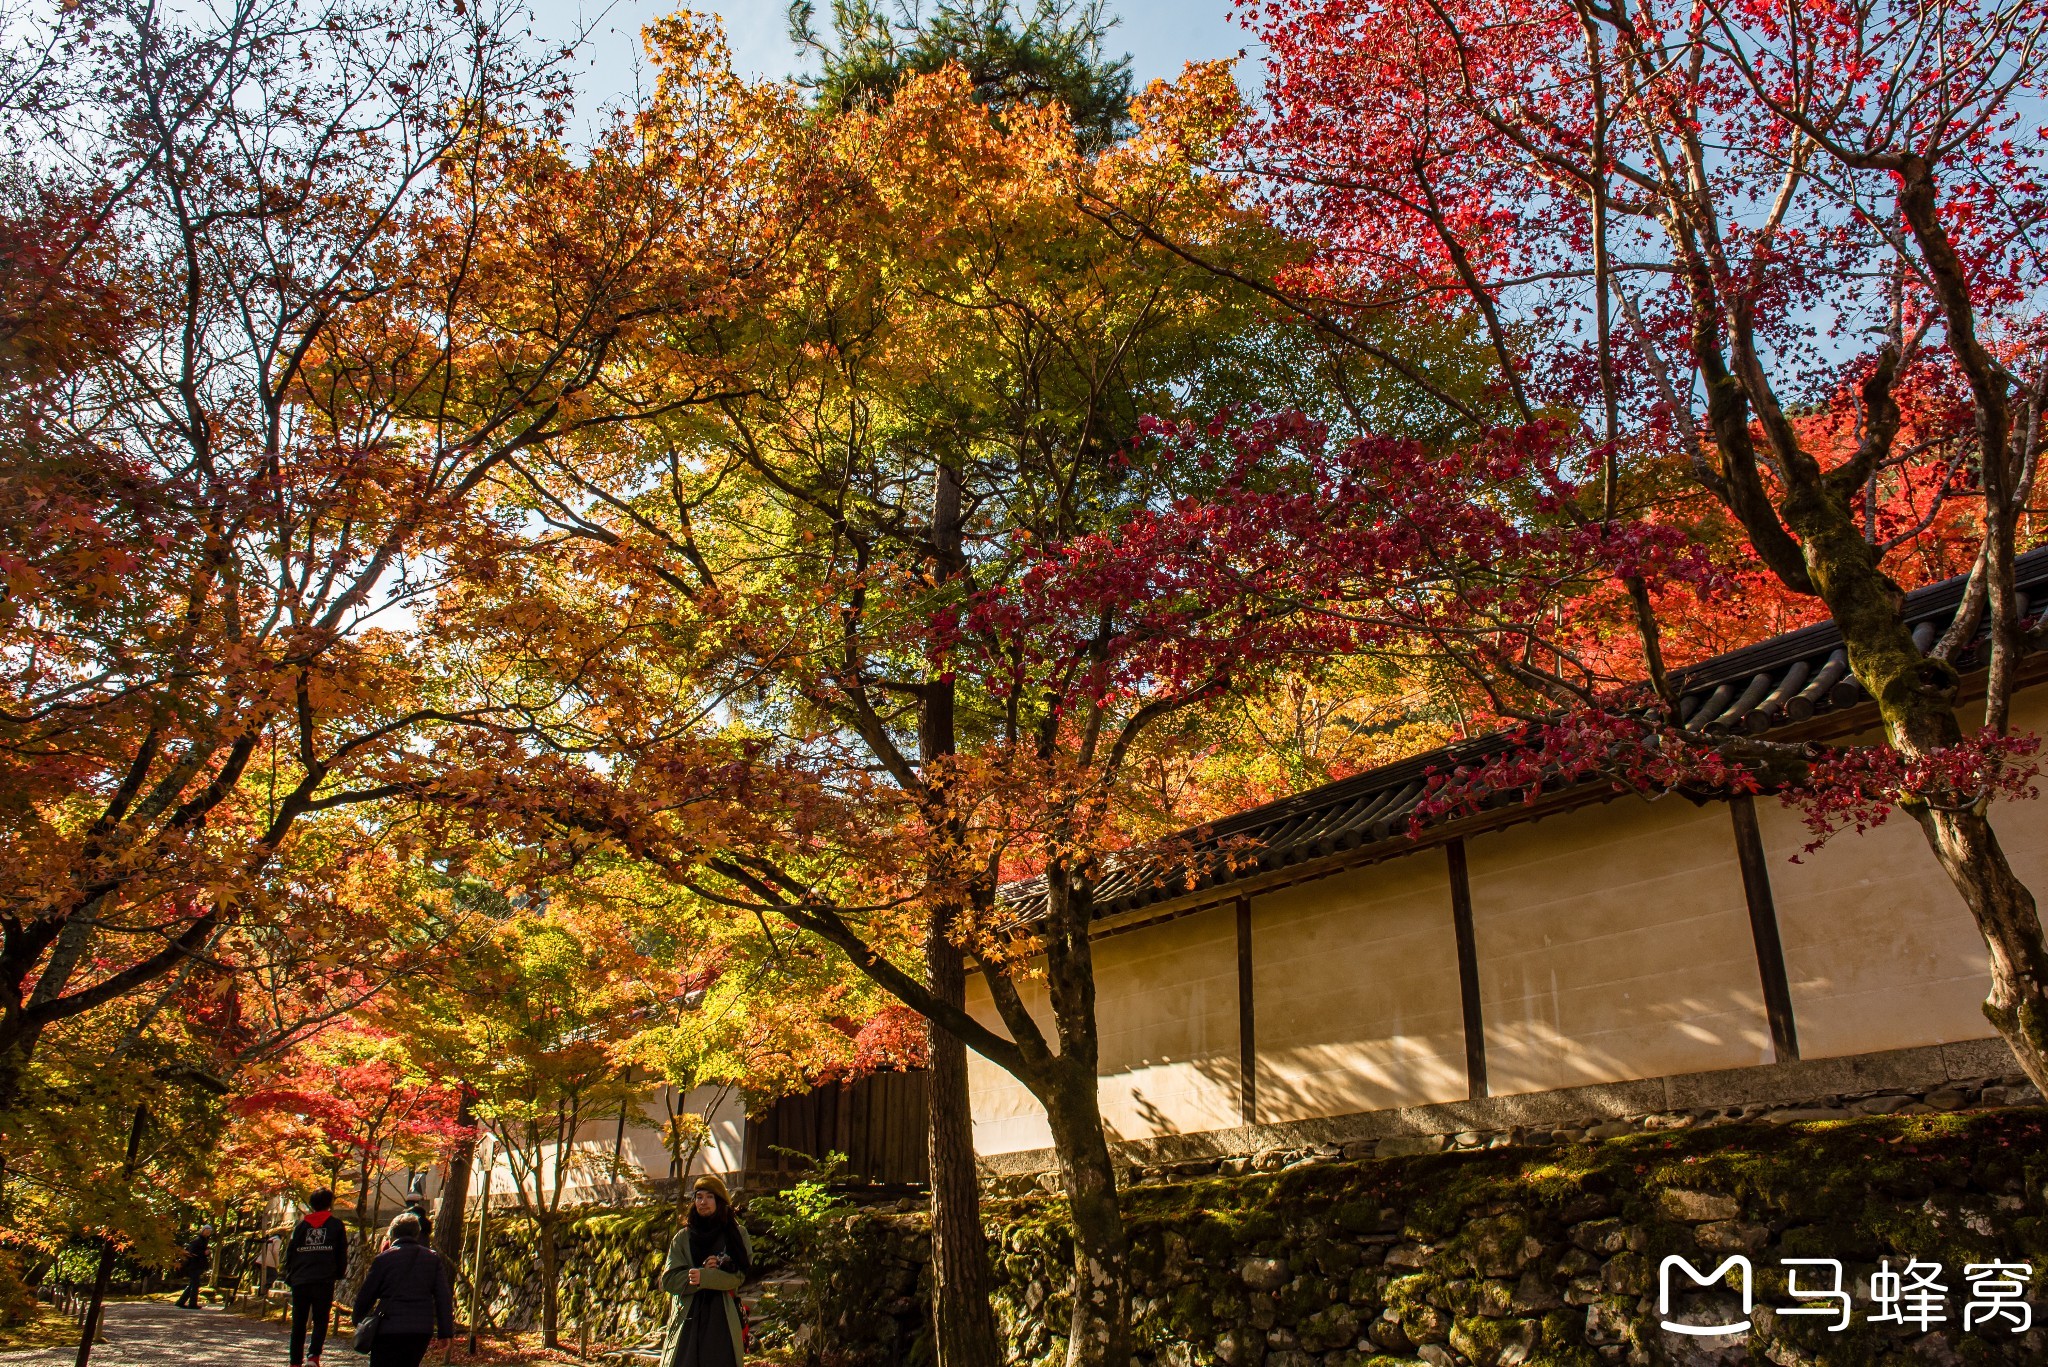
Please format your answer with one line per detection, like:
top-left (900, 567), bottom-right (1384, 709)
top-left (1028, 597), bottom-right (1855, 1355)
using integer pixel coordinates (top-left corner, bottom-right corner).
top-left (469, 1204), bottom-right (676, 1342)
top-left (804, 1107), bottom-right (2048, 1367)
top-left (449, 1105), bottom-right (2048, 1365)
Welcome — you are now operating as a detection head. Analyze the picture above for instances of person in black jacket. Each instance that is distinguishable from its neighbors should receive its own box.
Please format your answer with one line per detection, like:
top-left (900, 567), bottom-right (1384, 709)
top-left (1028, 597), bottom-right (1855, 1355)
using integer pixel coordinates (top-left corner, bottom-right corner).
top-left (173, 1226), bottom-right (211, 1308)
top-left (401, 1184), bottom-right (434, 1247)
top-left (284, 1188), bottom-right (350, 1366)
top-left (353, 1212), bottom-right (453, 1367)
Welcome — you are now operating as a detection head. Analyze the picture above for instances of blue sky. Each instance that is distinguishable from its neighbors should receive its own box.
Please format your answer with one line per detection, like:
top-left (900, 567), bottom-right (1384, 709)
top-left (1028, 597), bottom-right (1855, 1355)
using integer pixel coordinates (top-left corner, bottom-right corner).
top-left (524, 0), bottom-right (1258, 123)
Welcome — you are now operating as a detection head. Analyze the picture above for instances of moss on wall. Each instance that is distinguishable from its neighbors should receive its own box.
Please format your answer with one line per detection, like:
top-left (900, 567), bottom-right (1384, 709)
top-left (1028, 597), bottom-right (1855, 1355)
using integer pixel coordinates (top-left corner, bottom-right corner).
top-left (461, 1110), bottom-right (2048, 1365)
top-left (801, 1109), bottom-right (2048, 1367)
top-left (468, 1203), bottom-right (677, 1341)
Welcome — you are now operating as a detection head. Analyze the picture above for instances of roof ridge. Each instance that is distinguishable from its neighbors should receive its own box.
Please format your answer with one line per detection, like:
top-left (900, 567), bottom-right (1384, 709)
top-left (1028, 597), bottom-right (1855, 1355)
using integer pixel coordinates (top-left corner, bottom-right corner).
top-left (1002, 546), bottom-right (2048, 917)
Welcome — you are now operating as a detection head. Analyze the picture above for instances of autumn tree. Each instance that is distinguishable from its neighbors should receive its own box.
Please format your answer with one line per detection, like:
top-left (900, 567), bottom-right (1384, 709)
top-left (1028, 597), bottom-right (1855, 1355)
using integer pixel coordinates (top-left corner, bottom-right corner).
top-left (458, 50), bottom-right (1507, 1363)
top-left (387, 915), bottom-right (641, 1349)
top-left (0, 0), bottom-right (775, 1109)
top-left (790, 0), bottom-right (1135, 148)
top-left (1145, 0), bottom-right (2048, 1082)
top-left (233, 1022), bottom-right (467, 1252)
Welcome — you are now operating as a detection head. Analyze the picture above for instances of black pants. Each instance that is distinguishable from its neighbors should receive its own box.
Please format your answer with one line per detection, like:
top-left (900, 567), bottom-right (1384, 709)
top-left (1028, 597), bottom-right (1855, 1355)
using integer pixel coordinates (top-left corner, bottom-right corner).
top-left (175, 1273), bottom-right (203, 1308)
top-left (368, 1332), bottom-right (432, 1367)
top-left (289, 1282), bottom-right (335, 1364)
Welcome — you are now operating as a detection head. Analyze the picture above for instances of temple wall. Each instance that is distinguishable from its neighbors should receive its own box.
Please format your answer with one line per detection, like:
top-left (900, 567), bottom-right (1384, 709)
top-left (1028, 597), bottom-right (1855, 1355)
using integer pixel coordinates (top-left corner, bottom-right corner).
top-left (1092, 904), bottom-right (1242, 1141)
top-left (1754, 792), bottom-right (1996, 1059)
top-left (965, 973), bottom-right (1055, 1155)
top-left (1997, 685), bottom-right (2048, 908)
top-left (964, 908), bottom-right (1241, 1154)
top-left (1249, 854), bottom-right (1467, 1120)
top-left (1752, 685), bottom-right (2048, 1060)
top-left (1463, 794), bottom-right (1770, 1093)
top-left (963, 682), bottom-right (2048, 1158)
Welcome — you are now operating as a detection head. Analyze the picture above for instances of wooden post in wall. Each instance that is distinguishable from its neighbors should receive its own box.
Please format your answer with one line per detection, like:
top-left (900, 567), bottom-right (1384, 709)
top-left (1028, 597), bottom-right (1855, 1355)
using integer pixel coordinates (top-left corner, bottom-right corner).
top-left (1445, 839), bottom-right (1489, 1099)
top-left (1729, 794), bottom-right (1801, 1062)
top-left (1236, 896), bottom-right (1257, 1127)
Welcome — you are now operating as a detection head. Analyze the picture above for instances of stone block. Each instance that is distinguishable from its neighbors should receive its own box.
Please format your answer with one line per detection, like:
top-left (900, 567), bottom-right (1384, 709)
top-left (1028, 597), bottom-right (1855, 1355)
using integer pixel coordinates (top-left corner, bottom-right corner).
top-left (1366, 1315), bottom-right (1413, 1354)
top-left (1450, 1316), bottom-right (1537, 1367)
top-left (1213, 1330), bottom-right (1263, 1367)
top-left (1939, 1037), bottom-right (2020, 1080)
top-left (1762, 1107), bottom-right (1851, 1124)
top-left (1241, 1257), bottom-right (1290, 1292)
top-left (1572, 1219), bottom-right (1629, 1254)
top-left (1510, 1268), bottom-right (1562, 1312)
top-left (1377, 1135), bottom-right (1447, 1158)
top-left (1663, 1044), bottom-right (1952, 1111)
top-left (1584, 1300), bottom-right (1630, 1345)
top-left (1297, 1303), bottom-right (1359, 1352)
top-left (1695, 1221), bottom-right (1768, 1253)
top-left (1658, 1189), bottom-right (1740, 1222)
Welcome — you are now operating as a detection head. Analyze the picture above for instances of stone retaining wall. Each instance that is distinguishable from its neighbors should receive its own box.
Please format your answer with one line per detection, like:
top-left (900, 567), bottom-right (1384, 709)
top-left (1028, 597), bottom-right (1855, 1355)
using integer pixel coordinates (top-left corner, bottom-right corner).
top-left (448, 1098), bottom-right (2048, 1366)
top-left (815, 1107), bottom-right (2048, 1367)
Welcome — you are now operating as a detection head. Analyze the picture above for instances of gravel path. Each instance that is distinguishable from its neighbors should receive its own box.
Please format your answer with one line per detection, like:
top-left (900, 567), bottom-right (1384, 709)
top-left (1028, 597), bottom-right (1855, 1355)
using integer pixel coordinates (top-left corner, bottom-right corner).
top-left (1, 1301), bottom-right (292, 1366)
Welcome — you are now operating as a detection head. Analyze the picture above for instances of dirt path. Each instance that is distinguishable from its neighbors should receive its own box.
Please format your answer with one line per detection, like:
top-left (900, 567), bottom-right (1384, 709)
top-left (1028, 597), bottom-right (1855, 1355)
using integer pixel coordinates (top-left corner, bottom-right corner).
top-left (0, 1302), bottom-right (290, 1366)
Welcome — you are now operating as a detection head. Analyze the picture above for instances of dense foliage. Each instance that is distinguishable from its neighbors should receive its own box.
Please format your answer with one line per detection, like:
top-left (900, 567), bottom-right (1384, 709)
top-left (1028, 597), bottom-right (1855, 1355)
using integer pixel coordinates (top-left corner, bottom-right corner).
top-left (4, 0), bottom-right (2046, 1361)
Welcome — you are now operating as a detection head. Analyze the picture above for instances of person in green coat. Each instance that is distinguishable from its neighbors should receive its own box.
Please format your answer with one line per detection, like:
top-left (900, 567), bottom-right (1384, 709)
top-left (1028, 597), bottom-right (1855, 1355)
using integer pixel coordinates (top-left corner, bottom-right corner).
top-left (661, 1174), bottom-right (752, 1367)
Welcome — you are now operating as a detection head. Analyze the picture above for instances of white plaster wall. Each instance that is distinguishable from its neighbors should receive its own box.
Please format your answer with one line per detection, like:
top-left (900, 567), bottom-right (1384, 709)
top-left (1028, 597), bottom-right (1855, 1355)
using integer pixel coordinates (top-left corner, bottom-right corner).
top-left (965, 972), bottom-right (1055, 1155)
top-left (1250, 854), bottom-right (1468, 1121)
top-left (1994, 684), bottom-right (2048, 922)
top-left (1465, 794), bottom-right (1770, 1094)
top-left (378, 1083), bottom-right (747, 1215)
top-left (1092, 905), bottom-right (1242, 1141)
top-left (1754, 684), bottom-right (2048, 1060)
top-left (1754, 792), bottom-right (1995, 1059)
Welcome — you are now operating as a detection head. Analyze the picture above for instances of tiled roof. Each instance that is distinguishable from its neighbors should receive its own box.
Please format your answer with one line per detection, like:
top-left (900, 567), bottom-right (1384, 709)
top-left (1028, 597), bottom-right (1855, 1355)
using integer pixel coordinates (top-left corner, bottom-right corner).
top-left (1014, 547), bottom-right (2048, 920)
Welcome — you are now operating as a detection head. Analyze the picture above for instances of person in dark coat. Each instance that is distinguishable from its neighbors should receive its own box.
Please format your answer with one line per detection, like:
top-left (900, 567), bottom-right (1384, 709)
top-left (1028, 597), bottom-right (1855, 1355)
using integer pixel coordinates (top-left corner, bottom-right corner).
top-left (401, 1184), bottom-right (434, 1247)
top-left (174, 1226), bottom-right (211, 1308)
top-left (284, 1188), bottom-right (350, 1366)
top-left (659, 1174), bottom-right (751, 1367)
top-left (353, 1212), bottom-right (453, 1367)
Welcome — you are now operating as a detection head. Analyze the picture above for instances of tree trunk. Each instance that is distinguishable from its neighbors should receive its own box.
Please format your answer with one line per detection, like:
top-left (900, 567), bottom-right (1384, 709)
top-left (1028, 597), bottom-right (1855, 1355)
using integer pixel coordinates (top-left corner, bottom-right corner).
top-left (1795, 518), bottom-right (2048, 1092)
top-left (1916, 801), bottom-right (2048, 1090)
top-left (0, 1021), bottom-right (45, 1115)
top-left (433, 1090), bottom-right (477, 1266)
top-left (537, 1217), bottom-right (560, 1349)
top-left (1031, 871), bottom-right (1129, 1367)
top-left (1039, 1062), bottom-right (1129, 1367)
top-left (917, 455), bottom-right (1003, 1367)
top-left (924, 910), bottom-right (1001, 1367)
top-left (73, 1105), bottom-right (144, 1367)
top-left (352, 1151), bottom-right (375, 1289)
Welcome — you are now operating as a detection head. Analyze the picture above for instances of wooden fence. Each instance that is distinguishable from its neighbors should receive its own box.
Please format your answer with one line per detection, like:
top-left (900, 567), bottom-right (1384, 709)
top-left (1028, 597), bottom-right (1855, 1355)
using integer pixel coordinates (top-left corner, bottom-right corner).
top-left (741, 1070), bottom-right (929, 1187)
